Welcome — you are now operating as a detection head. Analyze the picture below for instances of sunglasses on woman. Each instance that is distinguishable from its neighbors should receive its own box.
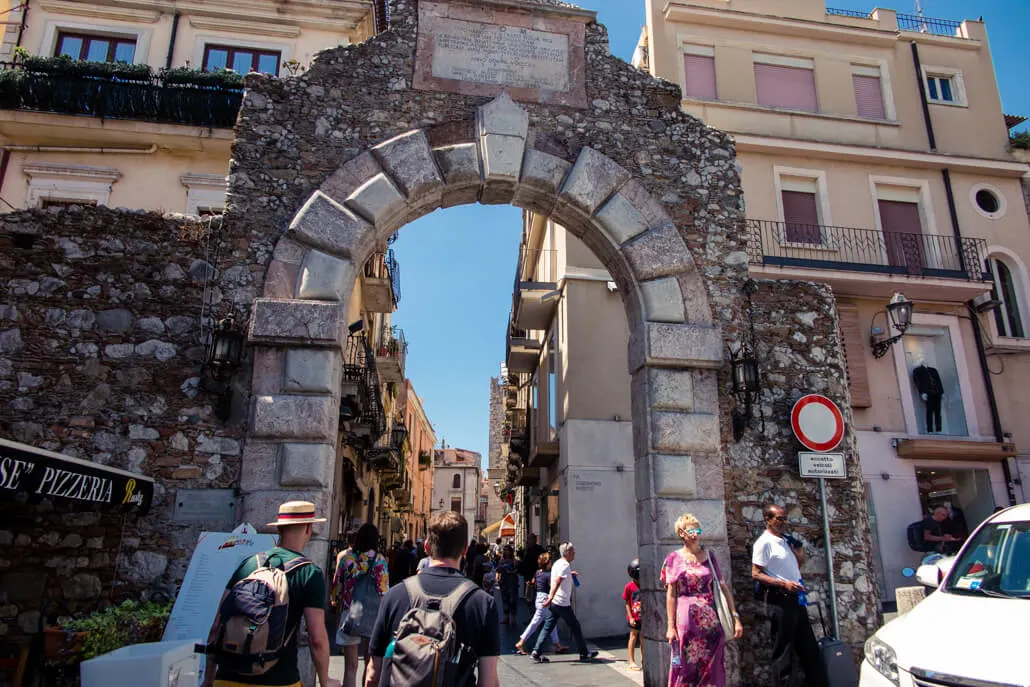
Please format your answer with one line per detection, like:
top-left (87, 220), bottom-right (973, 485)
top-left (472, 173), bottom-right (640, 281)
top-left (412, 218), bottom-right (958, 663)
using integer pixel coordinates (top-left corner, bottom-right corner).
top-left (685, 527), bottom-right (702, 535)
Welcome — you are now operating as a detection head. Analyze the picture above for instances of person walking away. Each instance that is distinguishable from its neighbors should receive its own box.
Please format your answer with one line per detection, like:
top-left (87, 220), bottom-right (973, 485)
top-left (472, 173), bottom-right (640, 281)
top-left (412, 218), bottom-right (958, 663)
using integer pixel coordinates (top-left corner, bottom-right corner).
top-left (663, 513), bottom-right (742, 687)
top-left (336, 524), bottom-right (389, 687)
top-left (364, 511), bottom-right (499, 687)
top-left (751, 504), bottom-right (826, 687)
top-left (496, 545), bottom-right (521, 625)
top-left (514, 552), bottom-right (564, 655)
top-left (529, 542), bottom-right (598, 664)
top-left (624, 558), bottom-right (642, 672)
top-left (202, 500), bottom-right (340, 687)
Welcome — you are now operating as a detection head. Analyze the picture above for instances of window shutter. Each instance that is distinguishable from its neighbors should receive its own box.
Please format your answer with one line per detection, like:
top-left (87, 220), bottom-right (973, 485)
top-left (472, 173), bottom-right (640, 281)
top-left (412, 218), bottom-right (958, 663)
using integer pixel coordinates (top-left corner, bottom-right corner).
top-left (754, 63), bottom-right (817, 112)
top-left (837, 303), bottom-right (872, 408)
top-left (781, 190), bottom-right (821, 243)
top-left (853, 74), bottom-right (886, 119)
top-left (684, 54), bottom-right (717, 99)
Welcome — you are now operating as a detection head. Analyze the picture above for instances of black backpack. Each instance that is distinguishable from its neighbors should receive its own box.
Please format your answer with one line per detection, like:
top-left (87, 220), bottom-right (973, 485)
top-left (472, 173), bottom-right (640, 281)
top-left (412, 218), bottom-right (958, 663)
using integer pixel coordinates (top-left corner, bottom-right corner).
top-left (906, 520), bottom-right (928, 552)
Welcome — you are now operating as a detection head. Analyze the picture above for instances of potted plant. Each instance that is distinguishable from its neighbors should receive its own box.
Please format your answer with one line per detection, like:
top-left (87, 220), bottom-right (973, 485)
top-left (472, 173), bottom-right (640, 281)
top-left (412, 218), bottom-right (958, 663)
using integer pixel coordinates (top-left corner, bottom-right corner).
top-left (46, 600), bottom-right (172, 663)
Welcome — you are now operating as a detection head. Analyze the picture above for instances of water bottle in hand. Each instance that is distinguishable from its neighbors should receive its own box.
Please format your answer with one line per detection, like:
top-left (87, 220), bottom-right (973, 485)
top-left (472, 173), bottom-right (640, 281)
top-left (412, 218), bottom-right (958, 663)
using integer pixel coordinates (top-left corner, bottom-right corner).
top-left (670, 639), bottom-right (681, 667)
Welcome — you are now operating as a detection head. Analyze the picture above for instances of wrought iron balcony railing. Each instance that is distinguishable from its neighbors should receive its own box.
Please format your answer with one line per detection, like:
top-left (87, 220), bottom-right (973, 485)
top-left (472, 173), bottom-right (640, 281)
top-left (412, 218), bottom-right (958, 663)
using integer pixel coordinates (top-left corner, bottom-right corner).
top-left (826, 7), bottom-right (870, 19)
top-left (375, 324), bottom-right (406, 368)
top-left (0, 63), bottom-right (243, 128)
top-left (747, 219), bottom-right (989, 282)
top-left (896, 12), bottom-right (964, 37)
top-left (343, 333), bottom-right (386, 442)
top-left (363, 249), bottom-right (401, 306)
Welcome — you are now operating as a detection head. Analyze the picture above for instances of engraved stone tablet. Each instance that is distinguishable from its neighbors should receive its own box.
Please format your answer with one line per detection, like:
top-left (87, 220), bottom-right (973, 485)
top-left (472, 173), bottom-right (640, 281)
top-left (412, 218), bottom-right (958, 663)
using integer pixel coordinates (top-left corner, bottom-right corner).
top-left (414, 1), bottom-right (589, 108)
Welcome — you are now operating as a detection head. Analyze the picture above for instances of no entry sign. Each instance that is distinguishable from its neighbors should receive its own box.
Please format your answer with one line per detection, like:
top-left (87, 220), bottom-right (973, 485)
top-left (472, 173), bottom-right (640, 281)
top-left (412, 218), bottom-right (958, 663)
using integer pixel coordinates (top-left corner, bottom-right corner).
top-left (790, 394), bottom-right (845, 452)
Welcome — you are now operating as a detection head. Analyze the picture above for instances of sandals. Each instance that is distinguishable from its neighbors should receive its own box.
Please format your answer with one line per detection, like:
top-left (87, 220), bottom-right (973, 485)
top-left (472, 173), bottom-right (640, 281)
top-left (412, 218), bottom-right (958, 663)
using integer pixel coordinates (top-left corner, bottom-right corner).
top-left (514, 642), bottom-right (528, 655)
top-left (627, 663), bottom-right (642, 671)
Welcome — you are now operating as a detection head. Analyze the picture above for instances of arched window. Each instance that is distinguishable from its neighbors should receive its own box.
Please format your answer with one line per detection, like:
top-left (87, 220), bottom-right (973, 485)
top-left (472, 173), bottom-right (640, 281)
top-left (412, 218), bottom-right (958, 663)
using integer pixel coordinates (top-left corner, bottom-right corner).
top-left (452, 473), bottom-right (461, 489)
top-left (989, 257), bottom-right (1025, 338)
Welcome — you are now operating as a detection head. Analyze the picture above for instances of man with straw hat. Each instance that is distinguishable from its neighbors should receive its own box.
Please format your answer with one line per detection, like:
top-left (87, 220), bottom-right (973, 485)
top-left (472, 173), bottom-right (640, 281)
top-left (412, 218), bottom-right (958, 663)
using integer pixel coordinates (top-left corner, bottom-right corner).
top-left (202, 500), bottom-right (340, 687)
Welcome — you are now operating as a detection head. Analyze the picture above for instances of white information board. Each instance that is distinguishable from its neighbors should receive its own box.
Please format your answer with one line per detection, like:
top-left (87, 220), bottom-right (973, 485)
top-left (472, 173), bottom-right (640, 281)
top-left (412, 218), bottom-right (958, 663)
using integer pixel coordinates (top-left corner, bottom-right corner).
top-left (162, 524), bottom-right (277, 645)
top-left (798, 452), bottom-right (847, 479)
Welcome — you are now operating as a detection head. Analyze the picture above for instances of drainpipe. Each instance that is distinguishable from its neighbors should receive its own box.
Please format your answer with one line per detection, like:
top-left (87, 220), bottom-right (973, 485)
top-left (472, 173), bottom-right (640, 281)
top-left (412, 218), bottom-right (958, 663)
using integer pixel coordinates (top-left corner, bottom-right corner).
top-left (1, 144), bottom-right (157, 154)
top-left (165, 11), bottom-right (180, 70)
top-left (910, 42), bottom-right (936, 151)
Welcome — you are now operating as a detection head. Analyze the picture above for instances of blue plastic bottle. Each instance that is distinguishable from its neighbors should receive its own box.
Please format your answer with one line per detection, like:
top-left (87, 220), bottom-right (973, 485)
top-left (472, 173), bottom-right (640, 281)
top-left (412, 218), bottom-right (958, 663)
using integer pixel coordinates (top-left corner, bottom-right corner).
top-left (670, 639), bottom-right (681, 667)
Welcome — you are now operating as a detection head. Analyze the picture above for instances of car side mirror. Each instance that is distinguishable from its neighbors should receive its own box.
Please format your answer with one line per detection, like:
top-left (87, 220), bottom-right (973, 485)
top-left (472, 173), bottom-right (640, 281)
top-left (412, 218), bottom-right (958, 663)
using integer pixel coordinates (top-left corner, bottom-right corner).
top-left (915, 564), bottom-right (941, 588)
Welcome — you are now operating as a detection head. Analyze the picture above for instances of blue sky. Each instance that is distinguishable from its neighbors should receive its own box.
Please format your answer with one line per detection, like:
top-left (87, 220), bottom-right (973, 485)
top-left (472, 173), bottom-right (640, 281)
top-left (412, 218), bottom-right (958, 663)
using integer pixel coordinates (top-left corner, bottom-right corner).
top-left (392, 0), bottom-right (1030, 467)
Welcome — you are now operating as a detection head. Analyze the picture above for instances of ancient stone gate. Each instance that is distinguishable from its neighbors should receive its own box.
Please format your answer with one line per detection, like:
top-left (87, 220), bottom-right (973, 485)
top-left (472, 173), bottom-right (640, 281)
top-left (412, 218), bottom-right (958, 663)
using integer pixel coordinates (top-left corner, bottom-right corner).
top-left (225, 0), bottom-right (881, 683)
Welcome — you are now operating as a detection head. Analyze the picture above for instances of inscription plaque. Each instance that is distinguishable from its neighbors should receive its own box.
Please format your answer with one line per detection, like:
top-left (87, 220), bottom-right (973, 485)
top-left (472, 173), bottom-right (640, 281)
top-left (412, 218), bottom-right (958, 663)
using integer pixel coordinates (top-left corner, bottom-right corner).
top-left (431, 19), bottom-right (570, 92)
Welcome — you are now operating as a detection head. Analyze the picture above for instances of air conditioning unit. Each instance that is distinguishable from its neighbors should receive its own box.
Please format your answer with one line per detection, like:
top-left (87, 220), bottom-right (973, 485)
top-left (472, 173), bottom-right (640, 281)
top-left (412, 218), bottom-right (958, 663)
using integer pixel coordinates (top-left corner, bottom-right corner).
top-left (971, 293), bottom-right (1002, 313)
top-left (606, 281), bottom-right (618, 292)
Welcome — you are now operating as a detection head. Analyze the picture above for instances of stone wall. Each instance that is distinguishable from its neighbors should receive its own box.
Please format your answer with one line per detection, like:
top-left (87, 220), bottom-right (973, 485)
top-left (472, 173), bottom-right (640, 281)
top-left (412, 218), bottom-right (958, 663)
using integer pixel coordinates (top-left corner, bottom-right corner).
top-left (0, 206), bottom-right (246, 642)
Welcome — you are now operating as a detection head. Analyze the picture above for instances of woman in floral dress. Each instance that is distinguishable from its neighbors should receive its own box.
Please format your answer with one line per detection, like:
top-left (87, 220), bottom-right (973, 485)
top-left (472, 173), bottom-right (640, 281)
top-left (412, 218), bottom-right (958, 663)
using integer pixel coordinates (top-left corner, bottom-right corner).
top-left (335, 523), bottom-right (389, 687)
top-left (662, 513), bottom-right (743, 687)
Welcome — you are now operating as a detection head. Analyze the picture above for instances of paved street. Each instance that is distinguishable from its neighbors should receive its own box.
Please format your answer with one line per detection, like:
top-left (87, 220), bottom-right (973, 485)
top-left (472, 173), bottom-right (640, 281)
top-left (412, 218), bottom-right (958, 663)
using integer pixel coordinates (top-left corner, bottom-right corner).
top-left (330, 593), bottom-right (643, 686)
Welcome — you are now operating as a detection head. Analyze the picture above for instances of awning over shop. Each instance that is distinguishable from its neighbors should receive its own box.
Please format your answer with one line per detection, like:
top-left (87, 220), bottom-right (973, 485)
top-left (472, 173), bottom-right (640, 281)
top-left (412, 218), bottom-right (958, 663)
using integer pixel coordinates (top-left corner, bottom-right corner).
top-left (0, 438), bottom-right (154, 514)
top-left (483, 513), bottom-right (516, 537)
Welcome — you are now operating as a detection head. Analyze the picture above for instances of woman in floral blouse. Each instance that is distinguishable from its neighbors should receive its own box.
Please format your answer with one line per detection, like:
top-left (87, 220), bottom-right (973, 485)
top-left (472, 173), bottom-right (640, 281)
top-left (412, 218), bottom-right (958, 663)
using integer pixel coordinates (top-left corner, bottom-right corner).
top-left (662, 513), bottom-right (743, 687)
top-left (334, 523), bottom-right (389, 687)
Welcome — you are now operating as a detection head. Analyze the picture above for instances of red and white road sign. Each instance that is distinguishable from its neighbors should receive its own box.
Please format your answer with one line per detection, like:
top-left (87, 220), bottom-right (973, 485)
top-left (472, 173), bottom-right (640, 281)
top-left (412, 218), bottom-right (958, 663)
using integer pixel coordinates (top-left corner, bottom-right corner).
top-left (790, 394), bottom-right (845, 452)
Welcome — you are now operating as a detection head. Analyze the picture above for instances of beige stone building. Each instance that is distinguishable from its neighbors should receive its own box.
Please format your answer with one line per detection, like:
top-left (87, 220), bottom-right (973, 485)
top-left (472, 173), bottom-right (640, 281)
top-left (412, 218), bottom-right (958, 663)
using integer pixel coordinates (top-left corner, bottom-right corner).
top-left (0, 0), bottom-right (382, 213)
top-left (431, 447), bottom-right (482, 542)
top-left (636, 0), bottom-right (1030, 605)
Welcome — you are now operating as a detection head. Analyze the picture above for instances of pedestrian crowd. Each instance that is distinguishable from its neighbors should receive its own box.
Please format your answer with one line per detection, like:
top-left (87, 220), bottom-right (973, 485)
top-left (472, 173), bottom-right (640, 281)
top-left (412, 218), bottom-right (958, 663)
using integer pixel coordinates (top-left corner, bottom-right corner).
top-left (200, 498), bottom-right (838, 687)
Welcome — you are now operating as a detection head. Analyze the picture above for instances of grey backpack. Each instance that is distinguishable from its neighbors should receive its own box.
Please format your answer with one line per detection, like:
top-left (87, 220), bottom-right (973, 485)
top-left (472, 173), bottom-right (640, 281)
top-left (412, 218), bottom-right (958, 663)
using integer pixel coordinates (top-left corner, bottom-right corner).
top-left (380, 576), bottom-right (478, 687)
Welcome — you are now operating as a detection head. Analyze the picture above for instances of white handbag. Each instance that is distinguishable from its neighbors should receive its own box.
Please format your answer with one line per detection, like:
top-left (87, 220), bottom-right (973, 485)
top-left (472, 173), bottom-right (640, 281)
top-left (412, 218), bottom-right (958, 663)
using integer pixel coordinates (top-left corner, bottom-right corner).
top-left (707, 553), bottom-right (735, 641)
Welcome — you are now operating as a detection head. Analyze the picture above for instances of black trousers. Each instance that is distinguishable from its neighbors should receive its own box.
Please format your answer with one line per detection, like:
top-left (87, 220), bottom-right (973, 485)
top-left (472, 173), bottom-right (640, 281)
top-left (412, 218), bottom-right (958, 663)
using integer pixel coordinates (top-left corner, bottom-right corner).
top-left (767, 596), bottom-right (827, 687)
top-left (533, 604), bottom-right (588, 657)
top-left (925, 393), bottom-right (943, 433)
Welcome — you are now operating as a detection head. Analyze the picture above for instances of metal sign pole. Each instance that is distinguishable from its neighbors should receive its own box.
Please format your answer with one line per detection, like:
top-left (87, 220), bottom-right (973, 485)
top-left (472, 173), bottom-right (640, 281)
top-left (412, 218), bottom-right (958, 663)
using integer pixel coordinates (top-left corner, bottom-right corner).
top-left (818, 476), bottom-right (840, 638)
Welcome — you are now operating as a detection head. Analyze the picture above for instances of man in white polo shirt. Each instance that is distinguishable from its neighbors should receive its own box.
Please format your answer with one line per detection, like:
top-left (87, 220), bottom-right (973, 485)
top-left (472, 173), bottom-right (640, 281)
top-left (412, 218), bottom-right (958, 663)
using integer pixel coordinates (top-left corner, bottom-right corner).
top-left (529, 542), bottom-right (599, 664)
top-left (751, 504), bottom-right (827, 687)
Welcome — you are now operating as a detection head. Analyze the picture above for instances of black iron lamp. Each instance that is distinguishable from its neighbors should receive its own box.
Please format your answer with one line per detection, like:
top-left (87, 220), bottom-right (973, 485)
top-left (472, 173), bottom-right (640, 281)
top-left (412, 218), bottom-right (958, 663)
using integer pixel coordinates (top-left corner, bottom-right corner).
top-left (872, 292), bottom-right (914, 359)
top-left (202, 314), bottom-right (245, 420)
top-left (730, 346), bottom-right (761, 441)
top-left (391, 420), bottom-right (408, 449)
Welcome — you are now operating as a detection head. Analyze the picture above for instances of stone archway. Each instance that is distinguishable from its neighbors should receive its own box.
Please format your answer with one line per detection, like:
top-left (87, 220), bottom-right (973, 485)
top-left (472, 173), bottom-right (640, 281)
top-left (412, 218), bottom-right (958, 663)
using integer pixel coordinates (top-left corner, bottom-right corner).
top-left (243, 93), bottom-right (729, 681)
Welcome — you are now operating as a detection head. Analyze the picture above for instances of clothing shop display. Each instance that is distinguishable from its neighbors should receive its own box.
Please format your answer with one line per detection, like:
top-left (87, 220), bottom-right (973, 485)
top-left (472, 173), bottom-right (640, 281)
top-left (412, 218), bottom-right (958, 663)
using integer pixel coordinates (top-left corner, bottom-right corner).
top-left (912, 364), bottom-right (944, 433)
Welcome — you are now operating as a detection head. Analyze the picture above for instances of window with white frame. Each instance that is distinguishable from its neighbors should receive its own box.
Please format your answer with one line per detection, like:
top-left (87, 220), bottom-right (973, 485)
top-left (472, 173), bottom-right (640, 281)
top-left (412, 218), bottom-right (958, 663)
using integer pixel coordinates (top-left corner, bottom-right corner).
top-left (203, 44), bottom-right (280, 74)
top-left (902, 325), bottom-right (968, 436)
top-left (989, 257), bottom-right (1026, 339)
top-left (24, 163), bottom-right (121, 208)
top-left (852, 64), bottom-right (886, 119)
top-left (181, 173), bottom-right (227, 216)
top-left (775, 168), bottom-right (830, 244)
top-left (871, 178), bottom-right (937, 273)
top-left (923, 67), bottom-right (966, 106)
top-left (754, 54), bottom-right (817, 112)
top-left (682, 45), bottom-right (717, 100)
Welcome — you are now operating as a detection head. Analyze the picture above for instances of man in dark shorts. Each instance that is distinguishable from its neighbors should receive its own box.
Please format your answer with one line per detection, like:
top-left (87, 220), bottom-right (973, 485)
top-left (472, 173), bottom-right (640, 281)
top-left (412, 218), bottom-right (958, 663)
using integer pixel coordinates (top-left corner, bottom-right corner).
top-left (364, 511), bottom-right (500, 687)
top-left (202, 500), bottom-right (339, 687)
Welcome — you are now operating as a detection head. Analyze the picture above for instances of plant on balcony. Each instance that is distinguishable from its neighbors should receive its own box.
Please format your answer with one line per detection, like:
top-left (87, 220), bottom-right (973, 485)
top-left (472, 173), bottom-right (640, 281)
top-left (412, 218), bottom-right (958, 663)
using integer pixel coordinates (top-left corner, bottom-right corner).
top-left (16, 53), bottom-right (154, 81)
top-left (1012, 131), bottom-right (1030, 150)
top-left (418, 451), bottom-right (431, 469)
top-left (160, 66), bottom-right (244, 89)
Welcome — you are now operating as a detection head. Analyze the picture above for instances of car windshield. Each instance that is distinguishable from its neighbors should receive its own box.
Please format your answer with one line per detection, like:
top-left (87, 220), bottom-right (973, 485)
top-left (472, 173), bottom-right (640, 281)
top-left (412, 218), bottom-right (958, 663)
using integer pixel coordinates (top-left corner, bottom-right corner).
top-left (944, 519), bottom-right (1030, 598)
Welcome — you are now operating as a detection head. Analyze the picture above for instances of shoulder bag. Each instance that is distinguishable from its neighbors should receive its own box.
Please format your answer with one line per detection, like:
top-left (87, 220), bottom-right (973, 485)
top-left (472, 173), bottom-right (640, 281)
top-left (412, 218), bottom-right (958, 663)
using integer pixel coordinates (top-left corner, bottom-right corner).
top-left (706, 552), bottom-right (735, 641)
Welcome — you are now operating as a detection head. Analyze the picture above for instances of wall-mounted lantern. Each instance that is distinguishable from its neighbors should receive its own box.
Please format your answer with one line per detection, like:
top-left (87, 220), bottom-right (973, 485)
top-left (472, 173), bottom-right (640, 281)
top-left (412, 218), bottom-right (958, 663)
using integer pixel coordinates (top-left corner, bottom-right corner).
top-left (731, 347), bottom-right (761, 442)
top-left (202, 314), bottom-right (245, 420)
top-left (871, 292), bottom-right (914, 359)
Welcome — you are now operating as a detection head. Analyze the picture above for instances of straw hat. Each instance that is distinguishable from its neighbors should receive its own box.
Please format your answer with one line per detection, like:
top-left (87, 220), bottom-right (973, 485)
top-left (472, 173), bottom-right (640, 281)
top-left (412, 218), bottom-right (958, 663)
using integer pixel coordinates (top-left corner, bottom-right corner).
top-left (266, 500), bottom-right (328, 527)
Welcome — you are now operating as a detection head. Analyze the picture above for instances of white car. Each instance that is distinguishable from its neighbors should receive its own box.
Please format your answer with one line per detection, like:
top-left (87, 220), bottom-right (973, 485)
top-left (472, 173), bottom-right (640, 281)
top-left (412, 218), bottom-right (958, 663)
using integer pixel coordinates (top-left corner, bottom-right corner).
top-left (861, 502), bottom-right (1030, 687)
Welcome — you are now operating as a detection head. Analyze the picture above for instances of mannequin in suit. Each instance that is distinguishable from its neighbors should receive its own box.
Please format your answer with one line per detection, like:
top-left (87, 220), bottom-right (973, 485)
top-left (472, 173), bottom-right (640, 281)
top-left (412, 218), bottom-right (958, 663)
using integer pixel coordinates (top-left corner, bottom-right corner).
top-left (912, 362), bottom-right (944, 432)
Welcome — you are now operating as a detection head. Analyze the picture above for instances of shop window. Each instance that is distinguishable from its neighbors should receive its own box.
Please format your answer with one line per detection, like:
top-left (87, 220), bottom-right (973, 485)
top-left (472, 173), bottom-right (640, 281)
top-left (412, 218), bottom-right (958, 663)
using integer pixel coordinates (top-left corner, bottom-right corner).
top-left (754, 55), bottom-right (817, 112)
top-left (56, 31), bottom-right (136, 63)
top-left (902, 325), bottom-right (968, 436)
top-left (203, 44), bottom-right (281, 74)
top-left (915, 467), bottom-right (996, 551)
top-left (683, 46), bottom-right (716, 100)
top-left (989, 257), bottom-right (1025, 339)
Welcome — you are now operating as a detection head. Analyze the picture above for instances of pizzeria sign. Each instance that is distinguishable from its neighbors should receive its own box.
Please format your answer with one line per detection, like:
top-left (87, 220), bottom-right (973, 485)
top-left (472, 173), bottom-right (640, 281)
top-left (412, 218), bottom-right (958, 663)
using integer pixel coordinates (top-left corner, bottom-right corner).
top-left (0, 438), bottom-right (153, 514)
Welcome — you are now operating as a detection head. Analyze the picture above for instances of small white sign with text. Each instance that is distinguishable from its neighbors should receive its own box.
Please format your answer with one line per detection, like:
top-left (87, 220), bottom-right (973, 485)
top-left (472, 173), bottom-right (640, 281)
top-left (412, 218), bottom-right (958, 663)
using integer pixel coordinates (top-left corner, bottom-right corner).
top-left (798, 452), bottom-right (847, 479)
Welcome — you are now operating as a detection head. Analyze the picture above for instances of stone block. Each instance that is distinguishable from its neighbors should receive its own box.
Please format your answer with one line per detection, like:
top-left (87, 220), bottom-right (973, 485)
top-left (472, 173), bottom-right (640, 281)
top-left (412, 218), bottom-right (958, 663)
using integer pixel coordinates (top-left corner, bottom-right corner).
top-left (344, 174), bottom-right (406, 228)
top-left (251, 395), bottom-right (337, 442)
top-left (628, 322), bottom-right (723, 373)
top-left (651, 411), bottom-right (720, 453)
top-left (372, 130), bottom-right (443, 199)
top-left (594, 192), bottom-right (648, 245)
top-left (65, 573), bottom-right (102, 600)
top-left (283, 349), bottom-right (340, 394)
top-left (242, 489), bottom-right (332, 537)
top-left (647, 368), bottom-right (694, 411)
top-left (196, 435), bottom-right (241, 455)
top-left (123, 551), bottom-right (168, 584)
top-left (289, 191), bottom-right (373, 261)
top-left (651, 454), bottom-right (697, 497)
top-left (95, 308), bottom-right (134, 333)
top-left (248, 299), bottom-right (344, 347)
top-left (279, 443), bottom-right (333, 487)
top-left (512, 150), bottom-right (571, 212)
top-left (250, 348), bottom-right (283, 395)
top-left (239, 441), bottom-right (280, 492)
top-left (320, 152), bottom-right (383, 204)
top-left (654, 497), bottom-right (727, 544)
top-left (558, 147), bottom-right (629, 218)
top-left (434, 143), bottom-right (481, 186)
top-left (691, 452), bottom-right (725, 500)
top-left (621, 221), bottom-right (693, 281)
top-left (298, 250), bottom-right (354, 302)
top-left (639, 277), bottom-right (686, 324)
top-left (477, 93), bottom-right (529, 139)
top-left (479, 134), bottom-right (525, 185)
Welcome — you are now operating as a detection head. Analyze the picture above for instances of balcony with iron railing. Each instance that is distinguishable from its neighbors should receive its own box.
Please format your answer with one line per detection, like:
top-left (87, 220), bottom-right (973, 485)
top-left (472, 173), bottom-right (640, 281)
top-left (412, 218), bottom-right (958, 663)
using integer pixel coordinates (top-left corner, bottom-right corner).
top-left (367, 418), bottom-right (408, 475)
top-left (0, 61), bottom-right (243, 128)
top-left (512, 246), bottom-right (559, 332)
top-left (374, 324), bottom-right (407, 383)
top-left (826, 8), bottom-right (968, 39)
top-left (362, 249), bottom-right (401, 313)
top-left (747, 219), bottom-right (991, 300)
top-left (342, 333), bottom-right (386, 446)
top-left (505, 321), bottom-right (541, 374)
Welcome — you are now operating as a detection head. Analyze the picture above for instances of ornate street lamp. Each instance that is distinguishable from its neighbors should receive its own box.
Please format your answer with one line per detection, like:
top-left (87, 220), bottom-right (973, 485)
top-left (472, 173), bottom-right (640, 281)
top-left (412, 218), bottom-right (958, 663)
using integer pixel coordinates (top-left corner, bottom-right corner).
top-left (730, 347), bottom-right (761, 442)
top-left (202, 314), bottom-right (245, 420)
top-left (872, 292), bottom-right (915, 359)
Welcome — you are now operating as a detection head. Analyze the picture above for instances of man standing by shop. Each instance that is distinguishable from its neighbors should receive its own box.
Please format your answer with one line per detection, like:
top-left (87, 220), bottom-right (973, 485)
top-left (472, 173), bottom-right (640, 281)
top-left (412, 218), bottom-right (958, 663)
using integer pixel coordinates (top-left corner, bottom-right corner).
top-left (751, 504), bottom-right (826, 687)
top-left (530, 542), bottom-right (598, 664)
top-left (202, 500), bottom-right (339, 687)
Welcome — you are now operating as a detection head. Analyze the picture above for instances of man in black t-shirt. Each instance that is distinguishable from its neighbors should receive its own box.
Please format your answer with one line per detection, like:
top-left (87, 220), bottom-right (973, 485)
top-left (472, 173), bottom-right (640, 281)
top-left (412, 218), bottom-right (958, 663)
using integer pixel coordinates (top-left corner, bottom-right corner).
top-left (365, 511), bottom-right (499, 687)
